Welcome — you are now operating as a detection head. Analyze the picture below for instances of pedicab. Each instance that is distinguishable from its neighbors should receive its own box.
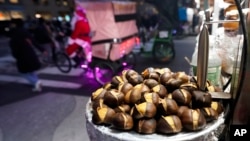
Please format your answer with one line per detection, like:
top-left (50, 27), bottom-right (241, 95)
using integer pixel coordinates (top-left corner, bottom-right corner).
top-left (76, 0), bottom-right (138, 85)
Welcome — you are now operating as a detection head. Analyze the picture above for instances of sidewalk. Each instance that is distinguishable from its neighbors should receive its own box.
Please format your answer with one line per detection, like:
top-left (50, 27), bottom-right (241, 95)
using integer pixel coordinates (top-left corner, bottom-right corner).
top-left (0, 35), bottom-right (91, 141)
top-left (0, 36), bottom-right (10, 58)
top-left (0, 92), bottom-right (90, 141)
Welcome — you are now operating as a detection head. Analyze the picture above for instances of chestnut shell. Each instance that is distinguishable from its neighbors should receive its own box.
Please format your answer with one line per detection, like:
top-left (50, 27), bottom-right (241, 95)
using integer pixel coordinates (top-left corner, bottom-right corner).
top-left (131, 102), bottom-right (157, 119)
top-left (172, 89), bottom-right (192, 106)
top-left (135, 118), bottom-right (157, 134)
top-left (158, 98), bottom-right (179, 116)
top-left (92, 107), bottom-right (116, 125)
top-left (157, 115), bottom-right (182, 134)
top-left (104, 89), bottom-right (124, 108)
top-left (112, 112), bottom-right (134, 130)
top-left (181, 109), bottom-right (206, 131)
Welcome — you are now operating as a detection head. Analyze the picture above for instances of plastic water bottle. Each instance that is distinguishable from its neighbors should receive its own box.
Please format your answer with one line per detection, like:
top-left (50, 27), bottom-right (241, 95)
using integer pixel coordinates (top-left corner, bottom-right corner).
top-left (191, 35), bottom-right (222, 86)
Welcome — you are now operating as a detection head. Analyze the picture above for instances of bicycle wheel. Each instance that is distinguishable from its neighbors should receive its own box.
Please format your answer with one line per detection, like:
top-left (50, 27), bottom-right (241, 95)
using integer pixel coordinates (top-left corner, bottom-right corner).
top-left (153, 41), bottom-right (175, 63)
top-left (122, 52), bottom-right (136, 69)
top-left (94, 62), bottom-right (114, 85)
top-left (54, 52), bottom-right (72, 73)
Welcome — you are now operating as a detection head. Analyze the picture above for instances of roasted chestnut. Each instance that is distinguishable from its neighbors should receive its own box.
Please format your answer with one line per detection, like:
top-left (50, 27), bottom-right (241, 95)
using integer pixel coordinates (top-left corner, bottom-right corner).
top-left (181, 109), bottom-right (206, 131)
top-left (151, 84), bottom-right (168, 98)
top-left (125, 69), bottom-right (138, 79)
top-left (172, 89), bottom-right (192, 106)
top-left (114, 104), bottom-right (131, 113)
top-left (177, 106), bottom-right (189, 118)
top-left (158, 98), bottom-right (179, 116)
top-left (118, 82), bottom-right (133, 94)
top-left (200, 107), bottom-right (219, 122)
top-left (156, 68), bottom-right (171, 75)
top-left (123, 69), bottom-right (143, 85)
top-left (134, 83), bottom-right (150, 94)
top-left (179, 82), bottom-right (198, 92)
top-left (102, 82), bottom-right (114, 90)
top-left (141, 92), bottom-right (160, 106)
top-left (165, 78), bottom-right (183, 92)
top-left (156, 115), bottom-right (182, 134)
top-left (103, 89), bottom-right (124, 108)
top-left (91, 87), bottom-right (107, 102)
top-left (211, 101), bottom-right (224, 115)
top-left (160, 72), bottom-right (172, 86)
top-left (141, 67), bottom-right (159, 81)
top-left (112, 112), bottom-right (134, 130)
top-left (143, 79), bottom-right (159, 89)
top-left (173, 71), bottom-right (189, 84)
top-left (135, 118), bottom-right (157, 134)
top-left (124, 88), bottom-right (142, 105)
top-left (92, 107), bottom-right (116, 125)
top-left (127, 74), bottom-right (143, 86)
top-left (121, 69), bottom-right (129, 82)
top-left (141, 67), bottom-right (155, 78)
top-left (111, 76), bottom-right (125, 88)
top-left (205, 80), bottom-right (216, 92)
top-left (131, 102), bottom-right (157, 119)
top-left (92, 98), bottom-right (108, 110)
top-left (191, 90), bottom-right (212, 108)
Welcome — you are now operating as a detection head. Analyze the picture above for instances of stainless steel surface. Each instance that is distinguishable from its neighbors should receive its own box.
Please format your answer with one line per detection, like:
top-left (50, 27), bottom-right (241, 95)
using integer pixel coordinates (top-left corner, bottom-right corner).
top-left (205, 19), bottom-right (240, 24)
top-left (197, 24), bottom-right (209, 91)
top-left (210, 92), bottom-right (231, 99)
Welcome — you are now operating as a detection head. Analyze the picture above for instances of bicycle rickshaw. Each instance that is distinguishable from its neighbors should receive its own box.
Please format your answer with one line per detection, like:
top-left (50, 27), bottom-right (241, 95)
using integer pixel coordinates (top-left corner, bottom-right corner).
top-left (64, 1), bottom-right (138, 85)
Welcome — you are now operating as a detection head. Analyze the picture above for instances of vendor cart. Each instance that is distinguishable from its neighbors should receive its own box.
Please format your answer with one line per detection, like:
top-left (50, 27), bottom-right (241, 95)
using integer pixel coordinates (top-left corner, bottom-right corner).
top-left (84, 0), bottom-right (250, 140)
top-left (190, 0), bottom-right (250, 140)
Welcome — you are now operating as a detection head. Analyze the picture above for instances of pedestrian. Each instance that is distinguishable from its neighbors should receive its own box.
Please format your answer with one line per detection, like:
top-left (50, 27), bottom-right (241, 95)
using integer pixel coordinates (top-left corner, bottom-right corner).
top-left (9, 18), bottom-right (46, 92)
top-left (66, 5), bottom-right (92, 68)
top-left (192, 9), bottom-right (200, 34)
top-left (33, 17), bottom-right (56, 60)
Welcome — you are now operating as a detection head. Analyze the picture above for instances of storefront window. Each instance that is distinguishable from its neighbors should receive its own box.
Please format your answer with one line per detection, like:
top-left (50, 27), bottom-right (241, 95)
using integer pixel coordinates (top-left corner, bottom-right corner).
top-left (36, 11), bottom-right (52, 20)
top-left (9, 0), bottom-right (18, 4)
top-left (0, 11), bottom-right (11, 21)
top-left (10, 10), bottom-right (23, 19)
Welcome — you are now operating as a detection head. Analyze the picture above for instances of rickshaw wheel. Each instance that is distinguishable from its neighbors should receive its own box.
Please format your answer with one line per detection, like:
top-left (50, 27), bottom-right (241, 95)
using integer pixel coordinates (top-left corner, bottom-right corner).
top-left (55, 52), bottom-right (72, 73)
top-left (153, 41), bottom-right (175, 63)
top-left (94, 62), bottom-right (115, 85)
top-left (122, 52), bottom-right (136, 69)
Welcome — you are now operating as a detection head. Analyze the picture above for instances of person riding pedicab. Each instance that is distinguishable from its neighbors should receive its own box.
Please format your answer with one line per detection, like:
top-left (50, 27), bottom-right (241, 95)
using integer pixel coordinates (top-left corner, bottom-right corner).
top-left (66, 5), bottom-right (92, 68)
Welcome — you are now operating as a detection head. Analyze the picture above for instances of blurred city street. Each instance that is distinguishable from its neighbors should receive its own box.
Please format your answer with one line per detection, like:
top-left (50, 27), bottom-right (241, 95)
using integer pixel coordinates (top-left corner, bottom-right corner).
top-left (0, 36), bottom-right (196, 141)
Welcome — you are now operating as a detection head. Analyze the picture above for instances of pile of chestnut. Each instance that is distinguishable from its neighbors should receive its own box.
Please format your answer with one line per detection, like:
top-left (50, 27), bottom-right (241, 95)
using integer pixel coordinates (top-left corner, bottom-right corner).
top-left (90, 67), bottom-right (224, 135)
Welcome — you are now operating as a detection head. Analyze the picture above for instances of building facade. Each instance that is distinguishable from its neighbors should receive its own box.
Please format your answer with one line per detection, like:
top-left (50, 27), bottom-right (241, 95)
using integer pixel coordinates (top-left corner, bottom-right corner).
top-left (0, 0), bottom-right (75, 21)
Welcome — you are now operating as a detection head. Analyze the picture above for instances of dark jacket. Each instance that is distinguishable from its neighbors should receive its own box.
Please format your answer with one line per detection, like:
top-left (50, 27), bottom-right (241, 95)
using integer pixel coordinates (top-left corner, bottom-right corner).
top-left (33, 18), bottom-right (52, 44)
top-left (9, 27), bottom-right (42, 73)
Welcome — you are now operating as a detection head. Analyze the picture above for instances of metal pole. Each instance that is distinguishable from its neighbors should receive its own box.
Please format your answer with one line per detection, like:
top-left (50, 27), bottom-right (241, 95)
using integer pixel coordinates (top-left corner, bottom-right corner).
top-left (197, 24), bottom-right (209, 91)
